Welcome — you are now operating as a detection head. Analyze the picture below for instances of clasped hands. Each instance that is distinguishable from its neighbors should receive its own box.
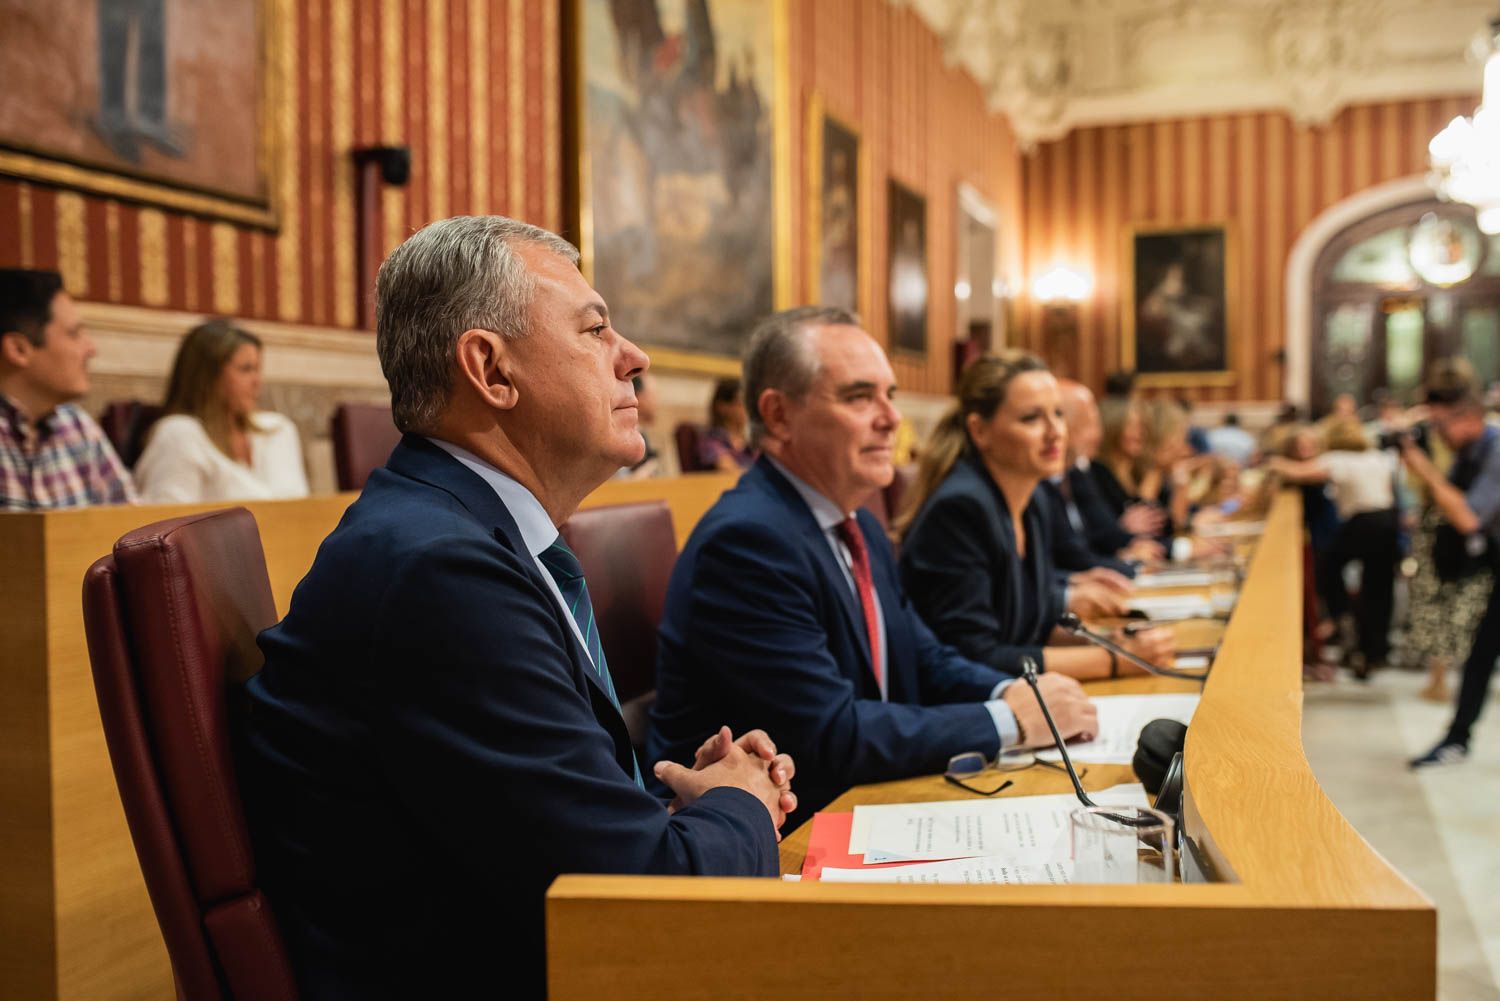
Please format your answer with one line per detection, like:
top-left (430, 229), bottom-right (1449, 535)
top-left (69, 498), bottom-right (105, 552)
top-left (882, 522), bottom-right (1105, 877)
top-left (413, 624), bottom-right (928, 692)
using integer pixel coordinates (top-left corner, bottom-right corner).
top-left (653, 726), bottom-right (797, 840)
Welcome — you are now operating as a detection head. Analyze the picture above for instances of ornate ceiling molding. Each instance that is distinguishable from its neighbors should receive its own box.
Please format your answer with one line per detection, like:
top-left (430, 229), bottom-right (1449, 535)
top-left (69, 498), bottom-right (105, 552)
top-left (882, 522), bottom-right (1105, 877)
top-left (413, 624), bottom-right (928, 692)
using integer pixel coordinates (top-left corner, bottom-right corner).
top-left (897, 0), bottom-right (1492, 149)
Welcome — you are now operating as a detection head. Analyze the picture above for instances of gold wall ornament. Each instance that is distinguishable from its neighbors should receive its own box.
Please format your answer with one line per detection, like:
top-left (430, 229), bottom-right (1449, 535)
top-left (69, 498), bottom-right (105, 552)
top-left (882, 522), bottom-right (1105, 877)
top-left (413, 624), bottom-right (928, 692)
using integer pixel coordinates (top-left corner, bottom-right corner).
top-left (212, 222), bottom-right (241, 314)
top-left (332, 0), bottom-right (356, 327)
top-left (138, 208), bottom-right (168, 306)
top-left (55, 190), bottom-right (87, 294)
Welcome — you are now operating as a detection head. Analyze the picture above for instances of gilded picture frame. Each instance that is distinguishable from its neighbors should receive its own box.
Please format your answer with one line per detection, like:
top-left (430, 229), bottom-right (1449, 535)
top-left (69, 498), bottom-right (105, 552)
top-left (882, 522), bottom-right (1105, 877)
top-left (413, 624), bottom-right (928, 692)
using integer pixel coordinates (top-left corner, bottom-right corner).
top-left (567, 0), bottom-right (792, 376)
top-left (0, 0), bottom-right (282, 229)
top-left (887, 177), bottom-right (929, 359)
top-left (1121, 222), bottom-right (1238, 387)
top-left (805, 91), bottom-right (864, 318)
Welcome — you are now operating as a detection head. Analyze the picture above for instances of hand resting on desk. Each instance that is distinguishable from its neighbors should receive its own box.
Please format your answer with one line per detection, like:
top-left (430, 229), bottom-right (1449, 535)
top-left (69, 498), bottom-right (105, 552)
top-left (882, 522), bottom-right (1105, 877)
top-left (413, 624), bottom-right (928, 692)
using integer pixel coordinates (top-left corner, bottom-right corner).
top-left (1004, 673), bottom-right (1099, 747)
top-left (655, 726), bottom-right (797, 838)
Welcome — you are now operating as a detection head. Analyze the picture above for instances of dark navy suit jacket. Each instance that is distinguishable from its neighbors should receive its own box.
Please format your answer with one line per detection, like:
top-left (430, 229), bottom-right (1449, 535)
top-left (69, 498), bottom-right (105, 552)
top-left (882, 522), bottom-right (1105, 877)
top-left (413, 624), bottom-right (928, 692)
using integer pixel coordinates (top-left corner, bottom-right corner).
top-left (647, 458), bottom-right (1007, 825)
top-left (1038, 476), bottom-right (1134, 577)
top-left (240, 437), bottom-right (776, 1000)
top-left (1071, 462), bottom-right (1136, 555)
top-left (899, 451), bottom-right (1065, 676)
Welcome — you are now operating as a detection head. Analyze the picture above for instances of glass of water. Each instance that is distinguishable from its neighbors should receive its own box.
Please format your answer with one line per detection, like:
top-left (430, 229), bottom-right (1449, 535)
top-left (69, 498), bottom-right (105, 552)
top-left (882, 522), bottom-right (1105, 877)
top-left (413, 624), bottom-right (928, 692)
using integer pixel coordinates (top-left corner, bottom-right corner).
top-left (1070, 805), bottom-right (1176, 884)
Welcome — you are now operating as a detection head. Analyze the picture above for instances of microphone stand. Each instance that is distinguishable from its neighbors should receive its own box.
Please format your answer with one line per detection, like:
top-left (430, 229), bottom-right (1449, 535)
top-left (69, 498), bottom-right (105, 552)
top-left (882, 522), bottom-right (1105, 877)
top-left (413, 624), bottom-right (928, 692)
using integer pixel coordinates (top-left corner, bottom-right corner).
top-left (1020, 656), bottom-right (1159, 830)
top-left (1058, 612), bottom-right (1207, 685)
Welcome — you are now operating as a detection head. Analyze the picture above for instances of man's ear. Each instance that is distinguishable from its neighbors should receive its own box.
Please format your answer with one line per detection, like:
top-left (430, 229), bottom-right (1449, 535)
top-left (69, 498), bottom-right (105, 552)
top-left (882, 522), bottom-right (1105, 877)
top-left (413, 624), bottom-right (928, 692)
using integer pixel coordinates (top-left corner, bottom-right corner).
top-left (0, 331), bottom-right (34, 369)
top-left (756, 387), bottom-right (790, 443)
top-left (454, 328), bottom-right (519, 411)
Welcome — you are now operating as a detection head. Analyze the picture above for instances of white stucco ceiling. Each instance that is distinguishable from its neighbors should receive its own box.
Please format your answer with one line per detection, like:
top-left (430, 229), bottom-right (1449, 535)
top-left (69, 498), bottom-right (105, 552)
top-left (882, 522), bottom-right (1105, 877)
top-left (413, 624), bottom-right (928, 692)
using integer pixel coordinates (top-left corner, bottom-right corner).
top-left (894, 0), bottom-right (1496, 148)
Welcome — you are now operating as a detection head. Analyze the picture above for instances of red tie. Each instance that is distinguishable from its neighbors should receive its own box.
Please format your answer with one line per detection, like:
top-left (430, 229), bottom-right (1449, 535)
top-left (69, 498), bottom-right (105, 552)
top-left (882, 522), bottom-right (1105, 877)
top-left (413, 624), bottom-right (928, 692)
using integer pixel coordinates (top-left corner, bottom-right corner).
top-left (836, 516), bottom-right (883, 690)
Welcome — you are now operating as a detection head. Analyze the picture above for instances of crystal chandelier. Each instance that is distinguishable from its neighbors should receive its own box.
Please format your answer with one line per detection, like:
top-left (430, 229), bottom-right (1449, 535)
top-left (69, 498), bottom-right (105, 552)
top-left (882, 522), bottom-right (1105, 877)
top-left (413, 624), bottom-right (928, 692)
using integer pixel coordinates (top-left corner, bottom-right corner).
top-left (1429, 18), bottom-right (1500, 235)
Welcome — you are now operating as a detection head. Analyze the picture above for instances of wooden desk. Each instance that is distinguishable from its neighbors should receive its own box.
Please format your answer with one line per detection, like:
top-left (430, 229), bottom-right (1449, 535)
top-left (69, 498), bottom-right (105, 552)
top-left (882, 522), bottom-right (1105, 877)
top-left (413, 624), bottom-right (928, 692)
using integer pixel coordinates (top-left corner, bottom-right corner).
top-left (0, 472), bottom-right (737, 1001)
top-left (547, 493), bottom-right (1436, 1001)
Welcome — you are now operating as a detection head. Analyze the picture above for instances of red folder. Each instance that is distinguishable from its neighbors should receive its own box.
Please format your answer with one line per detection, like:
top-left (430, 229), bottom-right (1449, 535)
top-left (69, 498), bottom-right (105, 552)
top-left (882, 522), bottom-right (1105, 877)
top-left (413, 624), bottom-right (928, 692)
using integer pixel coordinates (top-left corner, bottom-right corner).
top-left (801, 811), bottom-right (923, 881)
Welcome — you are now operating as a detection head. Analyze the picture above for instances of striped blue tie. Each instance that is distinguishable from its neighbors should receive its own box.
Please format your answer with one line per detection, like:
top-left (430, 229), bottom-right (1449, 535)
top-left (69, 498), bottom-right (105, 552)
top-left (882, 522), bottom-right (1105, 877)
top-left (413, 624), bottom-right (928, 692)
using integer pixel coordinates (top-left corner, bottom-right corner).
top-left (538, 538), bottom-right (644, 788)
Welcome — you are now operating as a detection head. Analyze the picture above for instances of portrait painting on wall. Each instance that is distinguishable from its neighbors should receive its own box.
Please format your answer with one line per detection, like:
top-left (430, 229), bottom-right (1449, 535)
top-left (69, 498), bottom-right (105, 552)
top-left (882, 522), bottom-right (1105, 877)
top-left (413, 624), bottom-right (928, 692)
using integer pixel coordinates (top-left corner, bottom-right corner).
top-left (806, 94), bottom-right (859, 314)
top-left (577, 0), bottom-right (783, 362)
top-left (887, 179), bottom-right (928, 357)
top-left (0, 0), bottom-right (276, 226)
top-left (1123, 225), bottom-right (1235, 385)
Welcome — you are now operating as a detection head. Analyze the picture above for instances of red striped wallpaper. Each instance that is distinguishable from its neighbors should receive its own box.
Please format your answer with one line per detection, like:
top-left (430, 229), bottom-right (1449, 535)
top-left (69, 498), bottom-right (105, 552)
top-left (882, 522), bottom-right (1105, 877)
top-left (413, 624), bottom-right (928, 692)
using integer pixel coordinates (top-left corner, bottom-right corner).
top-left (1019, 95), bottom-right (1481, 402)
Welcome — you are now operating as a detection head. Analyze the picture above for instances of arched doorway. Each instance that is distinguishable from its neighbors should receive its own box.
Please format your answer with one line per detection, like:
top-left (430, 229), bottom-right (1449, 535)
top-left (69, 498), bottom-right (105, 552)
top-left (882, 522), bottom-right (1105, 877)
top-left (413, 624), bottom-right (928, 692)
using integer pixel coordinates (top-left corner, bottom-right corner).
top-left (1310, 200), bottom-right (1500, 414)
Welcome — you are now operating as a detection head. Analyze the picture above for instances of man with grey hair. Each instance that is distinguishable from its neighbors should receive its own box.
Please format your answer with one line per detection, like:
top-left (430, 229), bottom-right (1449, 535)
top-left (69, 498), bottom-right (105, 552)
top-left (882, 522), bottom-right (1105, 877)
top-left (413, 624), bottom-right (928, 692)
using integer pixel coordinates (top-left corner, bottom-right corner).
top-left (241, 216), bottom-right (795, 999)
top-left (648, 306), bottom-right (1097, 824)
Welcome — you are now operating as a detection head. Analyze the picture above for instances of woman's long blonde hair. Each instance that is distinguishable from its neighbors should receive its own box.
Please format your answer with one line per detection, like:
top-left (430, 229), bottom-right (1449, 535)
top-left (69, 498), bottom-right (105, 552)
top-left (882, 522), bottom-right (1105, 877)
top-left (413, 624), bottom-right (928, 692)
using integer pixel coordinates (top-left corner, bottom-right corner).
top-left (1097, 396), bottom-right (1141, 485)
top-left (158, 319), bottom-right (264, 457)
top-left (895, 350), bottom-right (1048, 534)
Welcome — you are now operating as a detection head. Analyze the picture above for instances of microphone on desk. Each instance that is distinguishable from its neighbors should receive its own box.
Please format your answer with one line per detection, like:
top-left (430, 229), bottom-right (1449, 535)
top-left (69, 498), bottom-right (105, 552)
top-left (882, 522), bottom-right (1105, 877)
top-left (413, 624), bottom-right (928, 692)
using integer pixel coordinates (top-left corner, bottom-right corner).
top-left (1019, 656), bottom-right (1166, 831)
top-left (1058, 612), bottom-right (1207, 684)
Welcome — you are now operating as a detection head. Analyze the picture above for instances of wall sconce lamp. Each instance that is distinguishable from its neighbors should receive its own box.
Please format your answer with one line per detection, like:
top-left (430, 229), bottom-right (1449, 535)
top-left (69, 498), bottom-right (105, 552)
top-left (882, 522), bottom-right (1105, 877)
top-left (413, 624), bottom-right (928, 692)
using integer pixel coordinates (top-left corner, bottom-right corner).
top-left (352, 145), bottom-right (412, 328)
top-left (1031, 265), bottom-right (1092, 378)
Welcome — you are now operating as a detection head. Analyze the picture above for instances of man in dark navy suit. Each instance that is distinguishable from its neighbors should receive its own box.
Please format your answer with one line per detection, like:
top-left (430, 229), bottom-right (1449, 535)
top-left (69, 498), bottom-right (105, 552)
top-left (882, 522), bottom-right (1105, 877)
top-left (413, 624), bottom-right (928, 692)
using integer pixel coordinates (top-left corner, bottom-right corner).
top-left (1057, 378), bottom-right (1165, 564)
top-left (241, 216), bottom-right (796, 1000)
top-left (648, 307), bottom-right (1097, 824)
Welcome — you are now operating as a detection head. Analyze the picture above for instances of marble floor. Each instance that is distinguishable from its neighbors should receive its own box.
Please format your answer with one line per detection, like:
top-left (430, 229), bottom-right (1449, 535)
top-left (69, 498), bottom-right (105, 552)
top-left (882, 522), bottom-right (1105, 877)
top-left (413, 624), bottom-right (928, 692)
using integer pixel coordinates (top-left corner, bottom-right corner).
top-left (1303, 667), bottom-right (1500, 1001)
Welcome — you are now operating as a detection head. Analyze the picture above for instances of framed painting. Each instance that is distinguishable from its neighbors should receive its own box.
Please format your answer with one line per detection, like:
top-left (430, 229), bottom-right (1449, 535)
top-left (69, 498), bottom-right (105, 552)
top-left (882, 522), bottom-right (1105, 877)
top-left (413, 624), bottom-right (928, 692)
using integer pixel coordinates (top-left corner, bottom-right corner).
top-left (805, 92), bottom-right (861, 315)
top-left (0, 0), bottom-right (280, 228)
top-left (570, 0), bottom-right (791, 374)
top-left (887, 178), bottom-right (928, 357)
top-left (1122, 223), bottom-right (1237, 387)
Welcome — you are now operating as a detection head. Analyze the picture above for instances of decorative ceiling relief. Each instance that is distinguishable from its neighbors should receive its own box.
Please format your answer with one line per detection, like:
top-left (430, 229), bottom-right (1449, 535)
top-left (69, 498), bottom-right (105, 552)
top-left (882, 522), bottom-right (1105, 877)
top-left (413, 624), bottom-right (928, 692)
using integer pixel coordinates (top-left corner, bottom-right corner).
top-left (898, 0), bottom-right (1492, 148)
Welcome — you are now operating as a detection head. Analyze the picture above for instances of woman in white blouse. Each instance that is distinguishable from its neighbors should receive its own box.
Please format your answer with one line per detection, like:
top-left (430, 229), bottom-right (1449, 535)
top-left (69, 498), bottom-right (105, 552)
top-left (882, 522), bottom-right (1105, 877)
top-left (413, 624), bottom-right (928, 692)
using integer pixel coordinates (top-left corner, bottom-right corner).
top-left (135, 319), bottom-right (310, 503)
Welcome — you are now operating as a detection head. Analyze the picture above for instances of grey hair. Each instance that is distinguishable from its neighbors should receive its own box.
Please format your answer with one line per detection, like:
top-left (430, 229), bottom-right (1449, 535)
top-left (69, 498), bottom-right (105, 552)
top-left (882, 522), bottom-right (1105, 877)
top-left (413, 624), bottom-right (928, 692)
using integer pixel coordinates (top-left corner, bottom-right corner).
top-left (743, 305), bottom-right (860, 447)
top-left (375, 215), bottom-right (580, 433)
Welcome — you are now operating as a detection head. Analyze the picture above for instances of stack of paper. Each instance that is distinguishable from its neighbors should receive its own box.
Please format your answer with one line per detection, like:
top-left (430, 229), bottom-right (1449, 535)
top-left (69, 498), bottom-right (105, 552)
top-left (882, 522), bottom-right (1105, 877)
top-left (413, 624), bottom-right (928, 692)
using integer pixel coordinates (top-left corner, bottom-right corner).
top-left (1132, 570), bottom-right (1214, 589)
top-left (1126, 594), bottom-right (1216, 620)
top-left (1035, 693), bottom-right (1199, 765)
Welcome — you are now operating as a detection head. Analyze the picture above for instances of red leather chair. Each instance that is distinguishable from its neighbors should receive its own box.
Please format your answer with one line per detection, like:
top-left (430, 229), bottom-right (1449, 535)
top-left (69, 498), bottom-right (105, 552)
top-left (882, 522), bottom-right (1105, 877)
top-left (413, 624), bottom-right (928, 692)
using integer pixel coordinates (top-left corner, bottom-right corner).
top-left (81, 508), bottom-right (298, 1001)
top-left (99, 400), bottom-right (165, 468)
top-left (883, 462), bottom-right (920, 525)
top-left (330, 403), bottom-right (402, 491)
top-left (860, 488), bottom-right (890, 530)
top-left (559, 500), bottom-right (678, 751)
top-left (673, 423), bottom-right (711, 473)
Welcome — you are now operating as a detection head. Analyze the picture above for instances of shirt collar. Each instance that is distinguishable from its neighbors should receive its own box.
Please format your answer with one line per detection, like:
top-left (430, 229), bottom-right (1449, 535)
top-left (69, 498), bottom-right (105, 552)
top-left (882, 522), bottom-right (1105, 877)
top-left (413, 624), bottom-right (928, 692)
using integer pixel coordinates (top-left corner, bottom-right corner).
top-left (426, 438), bottom-right (558, 557)
top-left (0, 392), bottom-right (59, 437)
top-left (767, 455), bottom-right (849, 531)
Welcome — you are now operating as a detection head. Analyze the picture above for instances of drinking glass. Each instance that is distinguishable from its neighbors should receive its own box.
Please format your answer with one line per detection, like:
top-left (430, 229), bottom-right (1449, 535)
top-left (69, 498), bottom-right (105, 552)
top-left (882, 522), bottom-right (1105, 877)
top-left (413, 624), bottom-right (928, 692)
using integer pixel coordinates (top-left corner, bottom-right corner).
top-left (1070, 805), bottom-right (1176, 884)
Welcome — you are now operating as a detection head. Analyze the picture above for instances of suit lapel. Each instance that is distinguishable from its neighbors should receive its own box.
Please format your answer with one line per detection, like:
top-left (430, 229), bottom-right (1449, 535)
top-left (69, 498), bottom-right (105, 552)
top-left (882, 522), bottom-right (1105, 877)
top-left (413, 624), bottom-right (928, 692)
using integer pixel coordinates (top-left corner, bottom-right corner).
top-left (751, 461), bottom-right (875, 682)
top-left (386, 437), bottom-right (635, 758)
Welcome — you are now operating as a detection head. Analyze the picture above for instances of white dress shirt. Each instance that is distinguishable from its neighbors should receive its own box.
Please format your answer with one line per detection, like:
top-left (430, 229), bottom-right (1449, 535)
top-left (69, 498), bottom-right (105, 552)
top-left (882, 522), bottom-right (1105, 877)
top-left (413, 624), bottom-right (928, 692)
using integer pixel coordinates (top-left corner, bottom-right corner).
top-left (427, 439), bottom-right (596, 665)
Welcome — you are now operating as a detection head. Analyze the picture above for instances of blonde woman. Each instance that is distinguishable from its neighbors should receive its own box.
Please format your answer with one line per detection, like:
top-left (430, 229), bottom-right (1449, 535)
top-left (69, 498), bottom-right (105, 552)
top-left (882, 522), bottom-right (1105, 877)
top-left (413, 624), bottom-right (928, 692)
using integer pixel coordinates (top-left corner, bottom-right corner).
top-left (135, 319), bottom-right (309, 503)
top-left (898, 352), bottom-right (1174, 680)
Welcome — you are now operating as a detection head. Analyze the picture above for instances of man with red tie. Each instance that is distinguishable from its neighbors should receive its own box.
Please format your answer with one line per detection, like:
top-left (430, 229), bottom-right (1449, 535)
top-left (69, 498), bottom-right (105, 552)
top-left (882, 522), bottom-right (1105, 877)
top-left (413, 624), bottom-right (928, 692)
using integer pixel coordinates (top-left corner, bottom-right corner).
top-left (648, 306), bottom-right (1097, 825)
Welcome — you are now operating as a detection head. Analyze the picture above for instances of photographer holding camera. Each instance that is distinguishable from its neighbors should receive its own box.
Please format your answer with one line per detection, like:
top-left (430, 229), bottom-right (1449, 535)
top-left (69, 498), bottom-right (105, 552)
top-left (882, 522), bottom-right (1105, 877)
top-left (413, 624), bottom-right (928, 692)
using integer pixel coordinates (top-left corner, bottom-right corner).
top-left (1402, 369), bottom-right (1500, 768)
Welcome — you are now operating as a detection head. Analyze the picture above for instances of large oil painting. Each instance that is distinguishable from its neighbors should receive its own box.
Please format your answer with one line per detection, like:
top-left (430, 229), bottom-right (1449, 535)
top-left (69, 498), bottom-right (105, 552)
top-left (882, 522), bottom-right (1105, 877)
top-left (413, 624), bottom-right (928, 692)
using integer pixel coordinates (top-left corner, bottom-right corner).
top-left (578, 0), bottom-right (781, 361)
top-left (887, 179), bottom-right (928, 357)
top-left (1123, 224), bottom-right (1236, 386)
top-left (0, 0), bottom-right (275, 225)
top-left (806, 93), bottom-right (859, 314)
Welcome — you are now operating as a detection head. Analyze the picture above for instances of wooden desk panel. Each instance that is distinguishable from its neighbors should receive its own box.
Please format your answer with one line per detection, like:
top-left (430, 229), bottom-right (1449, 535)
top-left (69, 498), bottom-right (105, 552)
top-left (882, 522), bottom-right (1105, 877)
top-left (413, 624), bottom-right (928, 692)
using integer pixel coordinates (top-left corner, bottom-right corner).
top-left (548, 494), bottom-right (1436, 1001)
top-left (0, 472), bottom-right (738, 1001)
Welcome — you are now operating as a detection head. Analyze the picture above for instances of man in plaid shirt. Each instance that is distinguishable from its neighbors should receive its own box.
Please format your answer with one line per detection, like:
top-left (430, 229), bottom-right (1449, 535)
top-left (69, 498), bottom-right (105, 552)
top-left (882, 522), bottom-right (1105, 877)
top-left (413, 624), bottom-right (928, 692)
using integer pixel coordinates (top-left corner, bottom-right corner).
top-left (1, 269), bottom-right (135, 510)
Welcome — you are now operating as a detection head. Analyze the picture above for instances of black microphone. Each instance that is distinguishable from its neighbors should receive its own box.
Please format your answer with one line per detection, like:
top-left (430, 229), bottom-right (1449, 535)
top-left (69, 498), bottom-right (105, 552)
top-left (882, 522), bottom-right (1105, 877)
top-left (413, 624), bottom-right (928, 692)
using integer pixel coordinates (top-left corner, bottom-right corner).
top-left (1020, 655), bottom-right (1158, 829)
top-left (1058, 612), bottom-right (1207, 684)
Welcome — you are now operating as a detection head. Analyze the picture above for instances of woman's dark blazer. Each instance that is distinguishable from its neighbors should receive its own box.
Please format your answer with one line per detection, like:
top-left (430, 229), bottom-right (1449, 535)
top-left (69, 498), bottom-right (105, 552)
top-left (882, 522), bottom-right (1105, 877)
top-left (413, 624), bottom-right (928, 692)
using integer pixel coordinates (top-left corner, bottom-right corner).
top-left (1090, 459), bottom-right (1176, 540)
top-left (899, 450), bottom-right (1061, 675)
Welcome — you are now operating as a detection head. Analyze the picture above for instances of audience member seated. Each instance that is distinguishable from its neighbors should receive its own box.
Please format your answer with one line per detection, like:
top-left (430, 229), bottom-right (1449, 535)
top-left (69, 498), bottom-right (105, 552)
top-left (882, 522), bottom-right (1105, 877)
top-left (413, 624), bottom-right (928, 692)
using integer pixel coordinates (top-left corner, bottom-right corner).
top-left (239, 216), bottom-right (795, 999)
top-left (1206, 412), bottom-right (1257, 466)
top-left (0, 268), bottom-right (135, 510)
top-left (1271, 417), bottom-right (1400, 678)
top-left (648, 307), bottom-right (1098, 825)
top-left (897, 352), bottom-right (1174, 683)
top-left (134, 319), bottom-right (310, 504)
top-left (617, 372), bottom-right (663, 478)
top-left (699, 376), bottom-right (756, 472)
top-left (1054, 378), bottom-right (1164, 565)
top-left (1092, 397), bottom-right (1170, 541)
